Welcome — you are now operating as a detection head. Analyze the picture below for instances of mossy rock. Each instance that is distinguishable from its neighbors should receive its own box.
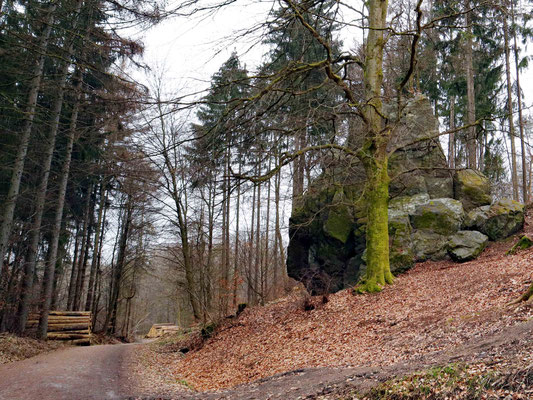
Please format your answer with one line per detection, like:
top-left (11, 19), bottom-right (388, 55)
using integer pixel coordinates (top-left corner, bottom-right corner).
top-left (412, 230), bottom-right (449, 261)
top-left (388, 214), bottom-right (415, 274)
top-left (482, 198), bottom-right (525, 240)
top-left (410, 198), bottom-right (464, 236)
top-left (323, 189), bottom-right (354, 244)
top-left (506, 235), bottom-right (533, 255)
top-left (425, 176), bottom-right (453, 199)
top-left (453, 169), bottom-right (492, 211)
top-left (463, 205), bottom-right (490, 230)
top-left (447, 230), bottom-right (488, 262)
top-left (389, 193), bottom-right (430, 218)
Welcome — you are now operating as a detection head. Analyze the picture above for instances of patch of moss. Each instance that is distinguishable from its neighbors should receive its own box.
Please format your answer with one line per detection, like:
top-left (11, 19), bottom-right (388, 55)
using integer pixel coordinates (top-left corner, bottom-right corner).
top-left (324, 190), bottom-right (354, 244)
top-left (506, 235), bottom-right (533, 255)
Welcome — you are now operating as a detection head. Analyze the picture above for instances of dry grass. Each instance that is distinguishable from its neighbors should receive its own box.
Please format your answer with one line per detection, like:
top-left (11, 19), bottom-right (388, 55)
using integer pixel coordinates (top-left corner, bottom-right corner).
top-left (0, 333), bottom-right (66, 364)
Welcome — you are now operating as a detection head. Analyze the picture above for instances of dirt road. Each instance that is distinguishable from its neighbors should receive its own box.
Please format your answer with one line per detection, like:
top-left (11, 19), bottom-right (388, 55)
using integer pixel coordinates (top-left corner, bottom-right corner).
top-left (0, 343), bottom-right (137, 400)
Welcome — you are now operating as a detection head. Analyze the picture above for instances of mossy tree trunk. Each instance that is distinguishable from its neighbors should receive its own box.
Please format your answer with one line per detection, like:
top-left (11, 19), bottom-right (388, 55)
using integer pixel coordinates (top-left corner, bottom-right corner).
top-left (360, 150), bottom-right (394, 292)
top-left (356, 0), bottom-right (394, 292)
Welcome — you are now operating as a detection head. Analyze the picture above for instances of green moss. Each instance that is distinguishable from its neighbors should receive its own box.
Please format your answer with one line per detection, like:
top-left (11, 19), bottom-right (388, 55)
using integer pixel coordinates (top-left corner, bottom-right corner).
top-left (410, 199), bottom-right (463, 236)
top-left (324, 190), bottom-right (353, 243)
top-left (357, 157), bottom-right (394, 293)
top-left (506, 235), bottom-right (533, 255)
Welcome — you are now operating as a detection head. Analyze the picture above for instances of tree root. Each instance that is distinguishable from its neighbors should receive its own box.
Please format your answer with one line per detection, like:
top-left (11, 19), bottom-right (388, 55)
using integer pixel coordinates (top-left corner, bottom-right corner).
top-left (508, 284), bottom-right (533, 306)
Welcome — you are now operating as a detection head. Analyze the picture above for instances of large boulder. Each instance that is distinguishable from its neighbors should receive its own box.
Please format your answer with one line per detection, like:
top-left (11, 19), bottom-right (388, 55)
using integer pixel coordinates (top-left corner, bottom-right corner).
top-left (482, 199), bottom-right (524, 240)
top-left (464, 199), bottom-right (525, 240)
top-left (454, 169), bottom-right (492, 211)
top-left (448, 230), bottom-right (489, 262)
top-left (412, 230), bottom-right (449, 261)
top-left (410, 198), bottom-right (464, 236)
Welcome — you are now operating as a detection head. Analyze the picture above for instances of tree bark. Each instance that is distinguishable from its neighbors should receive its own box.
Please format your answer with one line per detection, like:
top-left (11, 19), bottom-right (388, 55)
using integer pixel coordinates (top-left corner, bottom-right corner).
top-left (503, 6), bottom-right (519, 200)
top-left (85, 184), bottom-right (107, 311)
top-left (448, 95), bottom-right (456, 169)
top-left (511, 0), bottom-right (528, 202)
top-left (465, 0), bottom-right (477, 169)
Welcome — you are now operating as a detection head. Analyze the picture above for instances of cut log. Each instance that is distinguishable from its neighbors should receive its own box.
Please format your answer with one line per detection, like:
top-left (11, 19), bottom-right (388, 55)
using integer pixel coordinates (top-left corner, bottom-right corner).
top-left (49, 310), bottom-right (90, 315)
top-left (47, 333), bottom-right (91, 340)
top-left (70, 339), bottom-right (91, 346)
top-left (46, 325), bottom-right (91, 332)
top-left (27, 318), bottom-right (91, 325)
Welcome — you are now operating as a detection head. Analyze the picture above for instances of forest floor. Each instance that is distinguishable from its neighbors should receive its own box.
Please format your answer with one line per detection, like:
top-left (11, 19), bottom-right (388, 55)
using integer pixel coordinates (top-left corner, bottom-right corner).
top-left (0, 333), bottom-right (66, 364)
top-left (2, 218), bottom-right (533, 399)
top-left (129, 214), bottom-right (533, 399)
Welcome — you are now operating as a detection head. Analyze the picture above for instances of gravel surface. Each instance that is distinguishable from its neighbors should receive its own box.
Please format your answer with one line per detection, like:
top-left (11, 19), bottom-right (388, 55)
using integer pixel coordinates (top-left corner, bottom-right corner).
top-left (0, 343), bottom-right (137, 400)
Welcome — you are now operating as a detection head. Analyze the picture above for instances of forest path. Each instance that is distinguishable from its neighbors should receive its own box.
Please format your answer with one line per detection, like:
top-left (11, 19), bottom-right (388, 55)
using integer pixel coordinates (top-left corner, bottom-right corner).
top-left (0, 342), bottom-right (138, 400)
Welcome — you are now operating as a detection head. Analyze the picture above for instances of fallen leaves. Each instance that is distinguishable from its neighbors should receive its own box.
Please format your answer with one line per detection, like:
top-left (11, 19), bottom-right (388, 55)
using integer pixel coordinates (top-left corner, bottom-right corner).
top-left (134, 218), bottom-right (533, 393)
top-left (0, 333), bottom-right (66, 364)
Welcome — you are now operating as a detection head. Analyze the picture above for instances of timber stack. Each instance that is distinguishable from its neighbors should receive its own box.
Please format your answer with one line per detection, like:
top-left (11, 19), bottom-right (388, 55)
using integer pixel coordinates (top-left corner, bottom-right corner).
top-left (26, 311), bottom-right (92, 345)
top-left (146, 323), bottom-right (181, 338)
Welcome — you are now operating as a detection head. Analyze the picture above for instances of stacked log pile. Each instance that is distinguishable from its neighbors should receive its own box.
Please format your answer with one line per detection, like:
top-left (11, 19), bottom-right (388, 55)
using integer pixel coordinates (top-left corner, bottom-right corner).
top-left (146, 323), bottom-right (181, 338)
top-left (27, 311), bottom-right (92, 345)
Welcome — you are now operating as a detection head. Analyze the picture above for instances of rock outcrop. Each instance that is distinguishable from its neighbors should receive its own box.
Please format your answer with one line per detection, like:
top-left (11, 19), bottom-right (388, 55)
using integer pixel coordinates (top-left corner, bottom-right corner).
top-left (286, 96), bottom-right (525, 293)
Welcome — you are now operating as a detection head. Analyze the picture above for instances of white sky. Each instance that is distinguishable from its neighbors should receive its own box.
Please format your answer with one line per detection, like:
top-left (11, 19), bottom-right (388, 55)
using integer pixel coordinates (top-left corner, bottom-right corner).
top-left (131, 1), bottom-right (533, 118)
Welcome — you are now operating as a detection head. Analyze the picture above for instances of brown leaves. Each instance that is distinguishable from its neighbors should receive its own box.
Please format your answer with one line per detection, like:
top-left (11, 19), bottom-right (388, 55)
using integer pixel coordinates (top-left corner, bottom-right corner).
top-left (136, 224), bottom-right (533, 393)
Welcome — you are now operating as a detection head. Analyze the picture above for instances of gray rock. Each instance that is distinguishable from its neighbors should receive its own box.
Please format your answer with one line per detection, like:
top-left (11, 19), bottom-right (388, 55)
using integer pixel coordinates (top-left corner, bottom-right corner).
top-left (389, 213), bottom-right (415, 274)
top-left (481, 198), bottom-right (525, 240)
top-left (412, 230), bottom-right (449, 261)
top-left (425, 176), bottom-right (454, 199)
top-left (410, 198), bottom-right (464, 236)
top-left (448, 230), bottom-right (489, 262)
top-left (454, 169), bottom-right (492, 211)
top-left (389, 193), bottom-right (430, 219)
top-left (464, 205), bottom-right (491, 230)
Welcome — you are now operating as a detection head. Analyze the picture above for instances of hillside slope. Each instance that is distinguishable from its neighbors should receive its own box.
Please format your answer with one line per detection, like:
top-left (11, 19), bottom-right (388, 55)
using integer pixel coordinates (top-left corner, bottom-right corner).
top-left (133, 214), bottom-right (533, 395)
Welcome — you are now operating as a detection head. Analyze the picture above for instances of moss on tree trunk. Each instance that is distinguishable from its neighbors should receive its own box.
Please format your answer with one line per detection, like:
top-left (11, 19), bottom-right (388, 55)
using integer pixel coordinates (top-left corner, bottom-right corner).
top-left (358, 151), bottom-right (394, 292)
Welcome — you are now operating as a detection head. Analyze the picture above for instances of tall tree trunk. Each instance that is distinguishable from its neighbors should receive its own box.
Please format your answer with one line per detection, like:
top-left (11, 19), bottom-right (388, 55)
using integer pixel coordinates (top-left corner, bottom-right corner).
top-left (263, 154), bottom-right (272, 302)
top-left (105, 200), bottom-right (133, 335)
top-left (66, 221), bottom-right (81, 310)
top-left (74, 204), bottom-right (94, 311)
top-left (292, 130), bottom-right (305, 210)
top-left (357, 0), bottom-right (394, 293)
top-left (232, 164), bottom-right (241, 309)
top-left (254, 164), bottom-right (262, 304)
top-left (71, 183), bottom-right (93, 310)
top-left (247, 181), bottom-right (256, 303)
top-left (91, 192), bottom-right (108, 316)
top-left (0, 3), bottom-right (57, 277)
top-left (448, 96), bottom-right (456, 169)
top-left (465, 0), bottom-right (477, 169)
top-left (503, 7), bottom-right (519, 200)
top-left (85, 184), bottom-right (107, 311)
top-left (511, 1), bottom-right (528, 202)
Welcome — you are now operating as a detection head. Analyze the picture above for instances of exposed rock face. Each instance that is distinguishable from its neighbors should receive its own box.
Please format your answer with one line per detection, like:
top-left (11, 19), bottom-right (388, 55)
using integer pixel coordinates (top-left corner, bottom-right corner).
top-left (410, 198), bottom-right (464, 236)
top-left (412, 230), bottom-right (449, 261)
top-left (286, 96), bottom-right (524, 294)
top-left (448, 231), bottom-right (489, 262)
top-left (454, 169), bottom-right (492, 211)
top-left (465, 199), bottom-right (525, 240)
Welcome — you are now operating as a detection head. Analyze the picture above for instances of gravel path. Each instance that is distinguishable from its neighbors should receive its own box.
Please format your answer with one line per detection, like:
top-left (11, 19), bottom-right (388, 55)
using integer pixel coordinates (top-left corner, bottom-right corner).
top-left (0, 343), bottom-right (138, 400)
